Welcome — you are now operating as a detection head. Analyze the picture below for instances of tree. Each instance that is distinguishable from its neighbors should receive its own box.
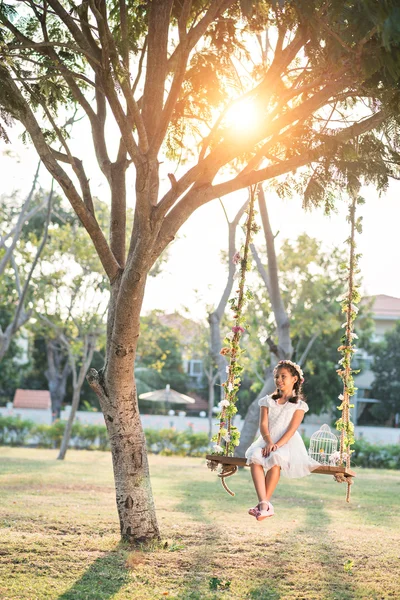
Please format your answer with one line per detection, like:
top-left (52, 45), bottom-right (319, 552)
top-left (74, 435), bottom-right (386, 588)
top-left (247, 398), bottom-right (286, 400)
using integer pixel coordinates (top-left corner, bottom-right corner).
top-left (36, 204), bottom-right (108, 421)
top-left (0, 170), bottom-right (53, 362)
top-left (235, 187), bottom-right (349, 453)
top-left (1, 1), bottom-right (400, 543)
top-left (238, 233), bottom-right (354, 409)
top-left (370, 321), bottom-right (400, 426)
top-left (135, 311), bottom-right (189, 398)
top-left (57, 331), bottom-right (98, 459)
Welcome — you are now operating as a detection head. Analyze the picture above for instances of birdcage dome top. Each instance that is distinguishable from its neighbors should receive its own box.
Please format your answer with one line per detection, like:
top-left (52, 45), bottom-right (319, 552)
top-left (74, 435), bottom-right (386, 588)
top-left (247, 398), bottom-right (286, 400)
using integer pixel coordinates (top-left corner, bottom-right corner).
top-left (310, 424), bottom-right (338, 442)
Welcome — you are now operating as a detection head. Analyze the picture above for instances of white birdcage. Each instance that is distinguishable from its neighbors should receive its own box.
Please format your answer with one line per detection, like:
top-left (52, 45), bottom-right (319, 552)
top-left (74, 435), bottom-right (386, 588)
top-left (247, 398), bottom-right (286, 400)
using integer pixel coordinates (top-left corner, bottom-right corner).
top-left (308, 424), bottom-right (338, 465)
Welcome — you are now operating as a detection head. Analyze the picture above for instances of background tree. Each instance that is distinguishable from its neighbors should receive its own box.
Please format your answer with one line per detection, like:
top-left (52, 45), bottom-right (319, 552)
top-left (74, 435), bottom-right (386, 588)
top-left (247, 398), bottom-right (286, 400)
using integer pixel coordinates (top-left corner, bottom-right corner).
top-left (36, 202), bottom-right (108, 419)
top-left (370, 321), bottom-right (400, 427)
top-left (136, 311), bottom-right (189, 401)
top-left (0, 174), bottom-right (53, 362)
top-left (236, 234), bottom-right (348, 412)
top-left (206, 196), bottom-right (249, 433)
top-left (1, 0), bottom-right (400, 543)
top-left (235, 193), bottom-right (370, 455)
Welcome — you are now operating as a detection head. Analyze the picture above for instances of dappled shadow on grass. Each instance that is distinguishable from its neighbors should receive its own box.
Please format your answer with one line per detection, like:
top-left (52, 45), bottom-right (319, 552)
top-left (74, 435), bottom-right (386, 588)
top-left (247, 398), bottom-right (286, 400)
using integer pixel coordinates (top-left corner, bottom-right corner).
top-left (245, 501), bottom-right (358, 600)
top-left (57, 547), bottom-right (129, 600)
top-left (163, 465), bottom-right (225, 599)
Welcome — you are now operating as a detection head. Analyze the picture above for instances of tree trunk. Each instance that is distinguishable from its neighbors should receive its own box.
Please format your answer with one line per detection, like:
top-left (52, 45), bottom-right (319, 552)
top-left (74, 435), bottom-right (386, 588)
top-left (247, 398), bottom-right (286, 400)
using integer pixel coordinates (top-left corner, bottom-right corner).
top-left (87, 269), bottom-right (160, 544)
top-left (207, 372), bottom-right (218, 439)
top-left (45, 339), bottom-right (71, 420)
top-left (236, 187), bottom-right (293, 454)
top-left (207, 198), bottom-right (249, 413)
top-left (58, 384), bottom-right (80, 460)
top-left (208, 311), bottom-right (228, 399)
top-left (58, 334), bottom-right (96, 460)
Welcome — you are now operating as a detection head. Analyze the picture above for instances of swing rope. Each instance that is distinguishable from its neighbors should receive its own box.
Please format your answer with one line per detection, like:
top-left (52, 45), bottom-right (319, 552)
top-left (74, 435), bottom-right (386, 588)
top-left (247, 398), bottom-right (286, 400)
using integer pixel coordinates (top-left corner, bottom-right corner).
top-left (215, 185), bottom-right (258, 457)
top-left (336, 190), bottom-right (360, 502)
top-left (208, 186), bottom-right (358, 501)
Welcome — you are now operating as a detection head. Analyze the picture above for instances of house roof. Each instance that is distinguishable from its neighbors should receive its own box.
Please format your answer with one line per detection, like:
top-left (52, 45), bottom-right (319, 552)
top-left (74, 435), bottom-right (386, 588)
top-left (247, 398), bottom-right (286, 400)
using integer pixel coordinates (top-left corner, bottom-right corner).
top-left (13, 389), bottom-right (51, 410)
top-left (159, 312), bottom-right (203, 345)
top-left (365, 294), bottom-right (400, 319)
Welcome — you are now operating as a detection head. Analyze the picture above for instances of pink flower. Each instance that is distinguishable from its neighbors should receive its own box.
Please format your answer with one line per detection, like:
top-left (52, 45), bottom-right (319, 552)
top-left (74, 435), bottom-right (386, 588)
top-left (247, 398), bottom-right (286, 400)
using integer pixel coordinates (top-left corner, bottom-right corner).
top-left (232, 326), bottom-right (245, 334)
top-left (232, 252), bottom-right (241, 264)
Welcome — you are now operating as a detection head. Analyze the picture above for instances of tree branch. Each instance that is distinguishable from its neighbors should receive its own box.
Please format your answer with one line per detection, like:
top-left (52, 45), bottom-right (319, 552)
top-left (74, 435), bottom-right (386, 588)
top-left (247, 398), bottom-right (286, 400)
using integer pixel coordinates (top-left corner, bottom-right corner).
top-left (0, 66), bottom-right (120, 280)
top-left (298, 332), bottom-right (319, 366)
top-left (0, 160), bottom-right (40, 276)
top-left (142, 0), bottom-right (174, 143)
top-left (11, 181), bottom-right (54, 337)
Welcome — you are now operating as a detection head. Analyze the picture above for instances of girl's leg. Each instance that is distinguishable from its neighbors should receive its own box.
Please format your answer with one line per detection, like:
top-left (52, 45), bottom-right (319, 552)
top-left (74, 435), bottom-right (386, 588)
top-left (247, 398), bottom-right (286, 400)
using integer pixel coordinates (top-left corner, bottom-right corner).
top-left (264, 465), bottom-right (281, 501)
top-left (250, 464), bottom-right (267, 502)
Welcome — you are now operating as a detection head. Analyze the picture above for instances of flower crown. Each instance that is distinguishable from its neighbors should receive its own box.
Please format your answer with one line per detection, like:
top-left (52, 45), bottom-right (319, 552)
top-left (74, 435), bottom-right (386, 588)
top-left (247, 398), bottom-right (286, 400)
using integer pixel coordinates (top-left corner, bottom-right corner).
top-left (274, 360), bottom-right (305, 384)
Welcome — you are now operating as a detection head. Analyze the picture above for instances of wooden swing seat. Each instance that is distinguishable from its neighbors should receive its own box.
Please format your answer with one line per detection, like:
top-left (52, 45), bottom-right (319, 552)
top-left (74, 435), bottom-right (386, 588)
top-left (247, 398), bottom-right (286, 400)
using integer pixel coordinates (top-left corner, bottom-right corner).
top-left (206, 454), bottom-right (355, 477)
top-left (206, 455), bottom-right (355, 495)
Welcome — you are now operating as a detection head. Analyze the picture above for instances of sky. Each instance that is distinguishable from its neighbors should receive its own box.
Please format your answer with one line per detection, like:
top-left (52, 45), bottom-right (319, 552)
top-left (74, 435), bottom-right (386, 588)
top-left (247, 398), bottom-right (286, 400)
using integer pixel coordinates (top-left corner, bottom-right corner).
top-left (1, 126), bottom-right (399, 323)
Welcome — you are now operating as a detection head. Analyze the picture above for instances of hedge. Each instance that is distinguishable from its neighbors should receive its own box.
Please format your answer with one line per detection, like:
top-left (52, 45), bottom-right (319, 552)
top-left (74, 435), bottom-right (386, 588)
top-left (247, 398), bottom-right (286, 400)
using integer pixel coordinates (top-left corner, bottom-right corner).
top-left (1, 416), bottom-right (400, 467)
top-left (0, 416), bottom-right (209, 455)
top-left (351, 438), bottom-right (400, 469)
top-left (0, 416), bottom-right (34, 446)
top-left (0, 416), bottom-right (110, 450)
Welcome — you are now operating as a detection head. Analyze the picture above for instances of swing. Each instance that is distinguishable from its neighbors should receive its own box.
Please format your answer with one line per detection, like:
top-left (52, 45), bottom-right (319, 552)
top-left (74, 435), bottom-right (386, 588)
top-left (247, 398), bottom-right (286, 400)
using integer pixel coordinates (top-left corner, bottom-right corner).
top-left (206, 187), bottom-right (358, 501)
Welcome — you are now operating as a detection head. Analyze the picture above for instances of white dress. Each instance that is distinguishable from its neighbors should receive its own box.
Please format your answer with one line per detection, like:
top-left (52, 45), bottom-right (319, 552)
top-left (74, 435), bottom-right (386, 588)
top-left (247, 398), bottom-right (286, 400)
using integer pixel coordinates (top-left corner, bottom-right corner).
top-left (245, 395), bottom-right (321, 478)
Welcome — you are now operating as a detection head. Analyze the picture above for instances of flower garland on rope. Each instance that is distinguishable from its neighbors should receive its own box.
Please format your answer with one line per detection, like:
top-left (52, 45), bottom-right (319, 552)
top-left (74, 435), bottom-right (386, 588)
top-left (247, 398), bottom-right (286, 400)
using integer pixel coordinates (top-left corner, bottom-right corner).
top-left (212, 186), bottom-right (259, 456)
top-left (335, 190), bottom-right (363, 501)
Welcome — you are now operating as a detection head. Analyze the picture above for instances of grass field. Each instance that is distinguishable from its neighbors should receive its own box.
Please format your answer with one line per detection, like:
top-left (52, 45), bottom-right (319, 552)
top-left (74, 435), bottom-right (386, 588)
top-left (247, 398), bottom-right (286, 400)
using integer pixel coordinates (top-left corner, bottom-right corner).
top-left (0, 448), bottom-right (399, 600)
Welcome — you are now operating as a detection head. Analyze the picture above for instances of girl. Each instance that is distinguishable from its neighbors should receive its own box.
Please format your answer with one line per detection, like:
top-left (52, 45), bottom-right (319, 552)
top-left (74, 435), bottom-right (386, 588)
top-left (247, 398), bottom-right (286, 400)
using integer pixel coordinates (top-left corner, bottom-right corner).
top-left (245, 360), bottom-right (320, 520)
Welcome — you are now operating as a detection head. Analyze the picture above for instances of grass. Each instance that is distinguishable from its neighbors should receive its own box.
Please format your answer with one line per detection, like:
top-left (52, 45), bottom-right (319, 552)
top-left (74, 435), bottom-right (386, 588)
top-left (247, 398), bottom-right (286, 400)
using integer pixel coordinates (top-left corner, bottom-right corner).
top-left (0, 448), bottom-right (399, 600)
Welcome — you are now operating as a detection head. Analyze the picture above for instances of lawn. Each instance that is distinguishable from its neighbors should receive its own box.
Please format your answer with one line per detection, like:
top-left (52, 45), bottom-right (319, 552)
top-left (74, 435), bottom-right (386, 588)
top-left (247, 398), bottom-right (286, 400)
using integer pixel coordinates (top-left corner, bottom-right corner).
top-left (0, 448), bottom-right (399, 600)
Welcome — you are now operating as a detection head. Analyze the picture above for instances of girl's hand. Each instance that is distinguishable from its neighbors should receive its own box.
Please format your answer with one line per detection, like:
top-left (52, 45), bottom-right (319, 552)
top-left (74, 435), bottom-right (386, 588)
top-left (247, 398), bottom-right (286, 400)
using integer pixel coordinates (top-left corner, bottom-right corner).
top-left (262, 443), bottom-right (278, 457)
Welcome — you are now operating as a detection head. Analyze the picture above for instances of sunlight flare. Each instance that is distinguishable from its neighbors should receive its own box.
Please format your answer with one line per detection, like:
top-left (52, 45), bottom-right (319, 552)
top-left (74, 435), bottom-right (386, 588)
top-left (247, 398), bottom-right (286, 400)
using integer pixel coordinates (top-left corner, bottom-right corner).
top-left (224, 98), bottom-right (261, 135)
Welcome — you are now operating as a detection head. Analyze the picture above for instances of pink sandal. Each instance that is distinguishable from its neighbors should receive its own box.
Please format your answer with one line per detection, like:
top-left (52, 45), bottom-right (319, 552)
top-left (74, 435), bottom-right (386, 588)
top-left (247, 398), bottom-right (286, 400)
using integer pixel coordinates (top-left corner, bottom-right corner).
top-left (256, 500), bottom-right (274, 521)
top-left (248, 504), bottom-right (261, 518)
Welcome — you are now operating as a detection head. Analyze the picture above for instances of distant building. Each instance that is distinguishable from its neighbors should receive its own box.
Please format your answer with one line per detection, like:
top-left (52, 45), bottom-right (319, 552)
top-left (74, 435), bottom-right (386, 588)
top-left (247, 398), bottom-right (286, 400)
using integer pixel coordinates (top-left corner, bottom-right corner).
top-left (13, 389), bottom-right (51, 410)
top-left (353, 294), bottom-right (400, 425)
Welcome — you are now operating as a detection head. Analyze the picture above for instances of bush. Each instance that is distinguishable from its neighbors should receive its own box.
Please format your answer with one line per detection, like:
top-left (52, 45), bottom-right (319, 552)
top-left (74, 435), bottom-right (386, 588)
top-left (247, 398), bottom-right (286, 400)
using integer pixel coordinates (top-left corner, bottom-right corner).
top-left (73, 423), bottom-right (101, 450)
top-left (0, 415), bottom-right (34, 446)
top-left (352, 438), bottom-right (400, 469)
top-left (144, 428), bottom-right (211, 457)
top-left (96, 425), bottom-right (110, 451)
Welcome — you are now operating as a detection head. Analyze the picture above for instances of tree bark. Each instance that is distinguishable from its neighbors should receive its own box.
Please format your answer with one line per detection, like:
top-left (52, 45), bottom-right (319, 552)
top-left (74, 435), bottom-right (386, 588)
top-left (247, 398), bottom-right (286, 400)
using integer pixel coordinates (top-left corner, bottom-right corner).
top-left (87, 267), bottom-right (160, 543)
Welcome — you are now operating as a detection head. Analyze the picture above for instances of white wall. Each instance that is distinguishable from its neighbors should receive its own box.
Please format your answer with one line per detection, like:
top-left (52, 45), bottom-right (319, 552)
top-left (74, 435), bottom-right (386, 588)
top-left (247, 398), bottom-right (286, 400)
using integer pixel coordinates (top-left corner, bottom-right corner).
top-left (1, 405), bottom-right (399, 445)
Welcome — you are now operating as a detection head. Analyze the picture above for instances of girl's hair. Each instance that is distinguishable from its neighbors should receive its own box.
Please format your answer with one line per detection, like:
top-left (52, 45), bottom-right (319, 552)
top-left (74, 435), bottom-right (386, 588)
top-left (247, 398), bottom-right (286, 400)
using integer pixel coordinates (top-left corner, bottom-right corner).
top-left (271, 362), bottom-right (305, 404)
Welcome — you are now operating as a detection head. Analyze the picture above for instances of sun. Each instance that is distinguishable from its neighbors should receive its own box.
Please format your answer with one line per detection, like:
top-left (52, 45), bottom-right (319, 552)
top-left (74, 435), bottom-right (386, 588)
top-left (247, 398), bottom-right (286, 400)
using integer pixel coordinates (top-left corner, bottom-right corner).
top-left (224, 98), bottom-right (260, 134)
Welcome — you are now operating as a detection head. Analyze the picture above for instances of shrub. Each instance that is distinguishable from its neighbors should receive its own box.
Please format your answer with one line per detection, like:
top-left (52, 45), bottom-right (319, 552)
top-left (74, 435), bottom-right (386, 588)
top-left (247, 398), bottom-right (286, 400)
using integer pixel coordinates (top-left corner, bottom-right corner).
top-left (73, 423), bottom-right (100, 450)
top-left (352, 438), bottom-right (400, 469)
top-left (144, 428), bottom-right (211, 457)
top-left (96, 425), bottom-right (110, 451)
top-left (0, 415), bottom-right (34, 446)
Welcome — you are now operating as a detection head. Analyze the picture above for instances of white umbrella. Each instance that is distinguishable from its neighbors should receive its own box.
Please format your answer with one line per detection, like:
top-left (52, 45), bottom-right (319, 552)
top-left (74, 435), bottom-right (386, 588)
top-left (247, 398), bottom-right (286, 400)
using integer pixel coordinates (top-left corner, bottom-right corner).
top-left (139, 384), bottom-right (195, 405)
